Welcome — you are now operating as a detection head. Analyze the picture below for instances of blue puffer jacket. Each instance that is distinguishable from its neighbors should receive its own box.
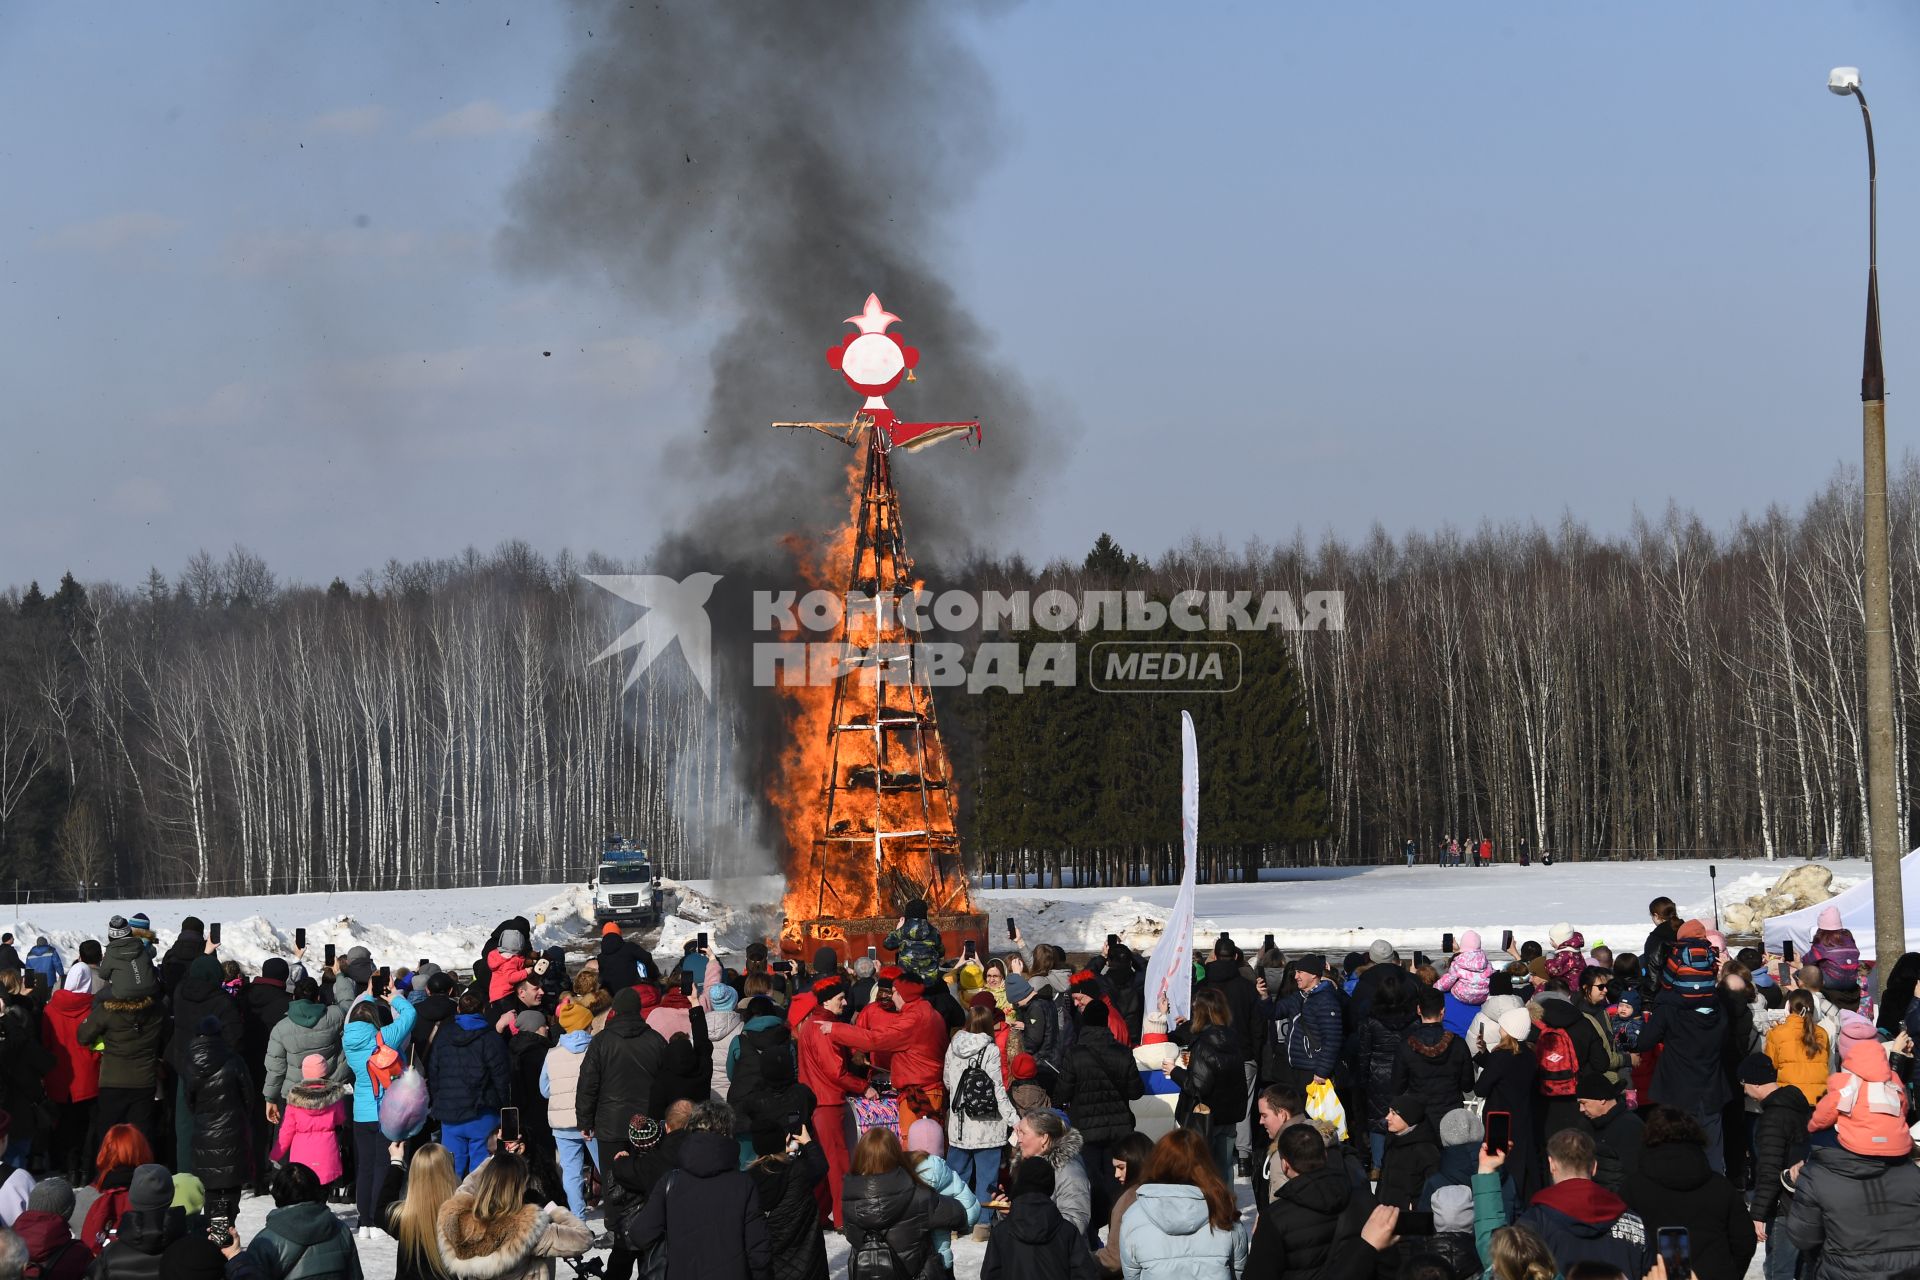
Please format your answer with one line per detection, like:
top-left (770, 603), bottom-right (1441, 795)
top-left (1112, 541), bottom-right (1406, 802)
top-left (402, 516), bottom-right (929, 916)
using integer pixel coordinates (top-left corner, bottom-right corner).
top-left (1281, 979), bottom-right (1345, 1079)
top-left (341, 993), bottom-right (416, 1122)
top-left (912, 1150), bottom-right (979, 1268)
top-left (427, 1012), bottom-right (510, 1123)
top-left (1120, 1183), bottom-right (1249, 1279)
top-left (24, 943), bottom-right (62, 988)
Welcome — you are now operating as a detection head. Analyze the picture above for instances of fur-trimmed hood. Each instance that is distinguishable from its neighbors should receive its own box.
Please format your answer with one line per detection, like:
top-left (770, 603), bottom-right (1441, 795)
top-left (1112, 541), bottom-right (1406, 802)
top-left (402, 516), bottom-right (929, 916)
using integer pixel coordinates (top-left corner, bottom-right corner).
top-left (287, 1079), bottom-right (349, 1110)
top-left (435, 1191), bottom-right (553, 1277)
top-left (1043, 1125), bottom-right (1085, 1171)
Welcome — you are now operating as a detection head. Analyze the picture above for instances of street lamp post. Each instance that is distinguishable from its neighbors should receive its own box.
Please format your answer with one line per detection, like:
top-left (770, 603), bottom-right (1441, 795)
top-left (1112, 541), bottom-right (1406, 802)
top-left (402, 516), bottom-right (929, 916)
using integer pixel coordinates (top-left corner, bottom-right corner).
top-left (1829, 67), bottom-right (1903, 980)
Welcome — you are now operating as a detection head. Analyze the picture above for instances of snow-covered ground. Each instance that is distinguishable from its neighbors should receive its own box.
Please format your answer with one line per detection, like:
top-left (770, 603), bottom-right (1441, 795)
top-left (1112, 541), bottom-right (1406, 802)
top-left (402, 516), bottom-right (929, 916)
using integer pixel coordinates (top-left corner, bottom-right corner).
top-left (22, 858), bottom-right (1829, 1278)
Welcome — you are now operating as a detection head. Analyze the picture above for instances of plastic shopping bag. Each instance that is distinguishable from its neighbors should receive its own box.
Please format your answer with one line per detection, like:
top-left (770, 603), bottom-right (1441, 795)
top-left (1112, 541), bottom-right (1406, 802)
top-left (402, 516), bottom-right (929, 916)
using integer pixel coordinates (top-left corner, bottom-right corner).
top-left (1304, 1078), bottom-right (1348, 1141)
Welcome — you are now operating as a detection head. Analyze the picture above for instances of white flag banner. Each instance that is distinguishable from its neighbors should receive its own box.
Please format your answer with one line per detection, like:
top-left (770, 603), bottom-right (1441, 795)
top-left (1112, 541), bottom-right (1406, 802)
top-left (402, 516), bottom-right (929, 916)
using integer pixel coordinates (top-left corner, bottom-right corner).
top-left (1146, 709), bottom-right (1200, 1027)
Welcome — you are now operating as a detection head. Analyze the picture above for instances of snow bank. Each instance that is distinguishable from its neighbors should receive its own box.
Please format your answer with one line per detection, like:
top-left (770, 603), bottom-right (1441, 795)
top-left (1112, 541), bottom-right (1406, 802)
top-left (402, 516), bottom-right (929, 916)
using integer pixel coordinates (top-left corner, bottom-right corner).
top-left (0, 858), bottom-right (1858, 979)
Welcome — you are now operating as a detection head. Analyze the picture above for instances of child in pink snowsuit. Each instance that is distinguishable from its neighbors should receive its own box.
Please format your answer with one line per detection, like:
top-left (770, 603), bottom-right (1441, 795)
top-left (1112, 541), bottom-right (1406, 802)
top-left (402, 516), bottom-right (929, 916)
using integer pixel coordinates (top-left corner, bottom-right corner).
top-left (487, 927), bottom-right (532, 1004)
top-left (270, 1053), bottom-right (350, 1188)
top-left (1435, 930), bottom-right (1493, 1003)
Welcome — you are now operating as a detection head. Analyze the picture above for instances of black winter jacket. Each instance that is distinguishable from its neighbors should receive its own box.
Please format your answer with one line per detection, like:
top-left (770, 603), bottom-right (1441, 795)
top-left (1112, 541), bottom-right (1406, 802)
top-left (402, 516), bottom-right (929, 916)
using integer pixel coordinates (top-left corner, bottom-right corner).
top-left (408, 993), bottom-right (455, 1072)
top-left (627, 1130), bottom-right (771, 1280)
top-left (729, 1015), bottom-right (794, 1105)
top-left (167, 959), bottom-right (242, 1079)
top-left (649, 1007), bottom-right (713, 1116)
top-left (1242, 1164), bottom-right (1372, 1280)
top-left (1375, 1123), bottom-right (1441, 1211)
top-left (160, 930), bottom-right (205, 993)
top-left (1168, 1023), bottom-right (1244, 1131)
top-left (1054, 1023), bottom-right (1141, 1145)
top-left (982, 1192), bottom-right (1100, 1280)
top-left (1580, 1101), bottom-right (1644, 1194)
top-left (598, 935), bottom-right (643, 991)
top-left (734, 1047), bottom-right (818, 1156)
top-left (1642, 991), bottom-right (1731, 1112)
top-left (1200, 959), bottom-right (1260, 1060)
top-left (184, 1034), bottom-right (251, 1191)
top-left (1351, 1007), bottom-right (1418, 1134)
top-left (1621, 1141), bottom-right (1755, 1280)
top-left (748, 1140), bottom-right (830, 1280)
top-left (1020, 990), bottom-right (1075, 1076)
top-left (843, 1165), bottom-right (968, 1280)
top-left (1749, 1085), bottom-right (1812, 1223)
top-left (1390, 1022), bottom-right (1474, 1120)
top-left (0, 1007), bottom-right (51, 1145)
top-left (426, 1014), bottom-right (511, 1123)
top-left (84, 1208), bottom-right (176, 1280)
top-left (576, 1013), bottom-right (667, 1138)
top-left (1786, 1143), bottom-right (1920, 1280)
top-left (240, 978), bottom-right (291, 1084)
top-left (1473, 1047), bottom-right (1542, 1200)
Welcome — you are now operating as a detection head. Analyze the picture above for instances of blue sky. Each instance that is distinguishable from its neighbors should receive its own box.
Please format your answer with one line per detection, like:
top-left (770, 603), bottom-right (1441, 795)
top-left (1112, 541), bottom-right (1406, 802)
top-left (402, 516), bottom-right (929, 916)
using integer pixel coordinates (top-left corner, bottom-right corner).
top-left (2, 2), bottom-right (1916, 587)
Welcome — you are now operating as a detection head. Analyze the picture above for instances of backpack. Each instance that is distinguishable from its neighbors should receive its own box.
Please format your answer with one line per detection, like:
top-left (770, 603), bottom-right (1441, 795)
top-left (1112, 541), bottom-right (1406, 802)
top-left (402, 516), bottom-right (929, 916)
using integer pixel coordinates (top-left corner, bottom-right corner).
top-left (955, 1046), bottom-right (1001, 1121)
top-left (366, 1028), bottom-right (404, 1098)
top-left (83, 1184), bottom-right (129, 1252)
top-left (616, 1171), bottom-right (675, 1280)
top-left (24, 1239), bottom-right (83, 1279)
top-left (1578, 1008), bottom-right (1628, 1086)
top-left (849, 1230), bottom-right (908, 1280)
top-left (1537, 1025), bottom-right (1579, 1097)
top-left (1664, 940), bottom-right (1718, 997)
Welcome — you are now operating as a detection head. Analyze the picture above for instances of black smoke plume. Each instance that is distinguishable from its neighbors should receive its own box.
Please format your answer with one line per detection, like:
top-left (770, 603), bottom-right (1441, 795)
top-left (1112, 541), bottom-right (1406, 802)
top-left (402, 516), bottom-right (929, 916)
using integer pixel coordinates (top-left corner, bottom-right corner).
top-left (504, 1), bottom-right (1048, 871)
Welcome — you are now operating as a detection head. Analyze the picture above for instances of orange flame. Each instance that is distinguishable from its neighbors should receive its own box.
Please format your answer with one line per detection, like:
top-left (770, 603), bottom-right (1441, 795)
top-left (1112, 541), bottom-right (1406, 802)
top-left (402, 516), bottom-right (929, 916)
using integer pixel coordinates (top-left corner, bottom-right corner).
top-left (770, 450), bottom-right (971, 935)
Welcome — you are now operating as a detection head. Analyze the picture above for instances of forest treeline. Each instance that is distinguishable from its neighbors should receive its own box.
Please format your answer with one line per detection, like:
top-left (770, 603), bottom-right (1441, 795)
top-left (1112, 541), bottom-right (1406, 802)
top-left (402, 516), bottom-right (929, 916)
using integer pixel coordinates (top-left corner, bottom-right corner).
top-left (1, 468), bottom-right (1916, 896)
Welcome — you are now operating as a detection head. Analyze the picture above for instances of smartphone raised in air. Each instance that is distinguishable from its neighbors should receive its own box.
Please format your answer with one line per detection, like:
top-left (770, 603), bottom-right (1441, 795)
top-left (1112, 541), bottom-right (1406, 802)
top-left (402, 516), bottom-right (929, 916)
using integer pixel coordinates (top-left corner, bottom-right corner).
top-left (294, 927), bottom-right (307, 950)
top-left (499, 1107), bottom-right (522, 1142)
top-left (1441, 932), bottom-right (1456, 955)
top-left (1007, 917), bottom-right (1017, 941)
top-left (1485, 1110), bottom-right (1513, 1156)
top-left (1656, 1227), bottom-right (1693, 1280)
top-left (209, 922), bottom-right (222, 945)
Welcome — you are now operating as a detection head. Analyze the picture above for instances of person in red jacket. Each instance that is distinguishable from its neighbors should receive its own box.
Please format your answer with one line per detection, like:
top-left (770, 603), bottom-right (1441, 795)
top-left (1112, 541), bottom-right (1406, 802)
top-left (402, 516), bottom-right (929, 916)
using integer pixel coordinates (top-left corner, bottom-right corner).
top-left (797, 976), bottom-right (910, 1228)
top-left (41, 968), bottom-right (103, 1182)
top-left (853, 967), bottom-right (904, 1081)
top-left (880, 972), bottom-right (950, 1134)
top-left (787, 947), bottom-right (842, 1029)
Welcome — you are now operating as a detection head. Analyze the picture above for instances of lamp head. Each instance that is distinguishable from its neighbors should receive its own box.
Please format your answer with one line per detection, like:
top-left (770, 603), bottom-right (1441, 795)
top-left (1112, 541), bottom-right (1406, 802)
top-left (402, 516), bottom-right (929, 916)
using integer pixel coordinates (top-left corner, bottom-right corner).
top-left (1829, 67), bottom-right (1862, 96)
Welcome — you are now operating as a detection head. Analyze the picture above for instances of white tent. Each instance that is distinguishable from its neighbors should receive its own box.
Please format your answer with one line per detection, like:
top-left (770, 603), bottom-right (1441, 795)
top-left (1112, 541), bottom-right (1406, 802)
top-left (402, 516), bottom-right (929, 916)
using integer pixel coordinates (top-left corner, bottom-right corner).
top-left (1761, 847), bottom-right (1920, 962)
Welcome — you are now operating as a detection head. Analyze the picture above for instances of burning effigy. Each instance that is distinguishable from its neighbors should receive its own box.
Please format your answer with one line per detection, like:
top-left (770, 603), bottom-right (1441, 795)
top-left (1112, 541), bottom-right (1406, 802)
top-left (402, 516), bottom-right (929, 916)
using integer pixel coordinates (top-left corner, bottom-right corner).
top-left (771, 295), bottom-right (986, 959)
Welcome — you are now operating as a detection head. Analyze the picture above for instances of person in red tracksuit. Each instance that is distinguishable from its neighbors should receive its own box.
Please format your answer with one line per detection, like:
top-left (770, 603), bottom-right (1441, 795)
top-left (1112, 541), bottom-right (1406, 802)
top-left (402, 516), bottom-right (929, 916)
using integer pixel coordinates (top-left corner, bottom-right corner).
top-left (798, 975), bottom-right (910, 1228)
top-left (854, 969), bottom-right (904, 1083)
top-left (877, 972), bottom-right (949, 1134)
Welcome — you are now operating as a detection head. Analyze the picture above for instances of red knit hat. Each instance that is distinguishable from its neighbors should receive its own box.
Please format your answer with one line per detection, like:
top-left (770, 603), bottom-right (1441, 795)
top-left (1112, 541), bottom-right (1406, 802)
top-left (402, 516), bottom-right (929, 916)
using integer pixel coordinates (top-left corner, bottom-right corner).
top-left (1011, 1053), bottom-right (1038, 1081)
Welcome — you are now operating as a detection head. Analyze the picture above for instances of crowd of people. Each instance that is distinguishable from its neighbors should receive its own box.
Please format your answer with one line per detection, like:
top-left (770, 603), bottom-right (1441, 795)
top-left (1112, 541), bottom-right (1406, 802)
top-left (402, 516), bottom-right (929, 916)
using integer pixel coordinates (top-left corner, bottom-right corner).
top-left (0, 893), bottom-right (1912, 1278)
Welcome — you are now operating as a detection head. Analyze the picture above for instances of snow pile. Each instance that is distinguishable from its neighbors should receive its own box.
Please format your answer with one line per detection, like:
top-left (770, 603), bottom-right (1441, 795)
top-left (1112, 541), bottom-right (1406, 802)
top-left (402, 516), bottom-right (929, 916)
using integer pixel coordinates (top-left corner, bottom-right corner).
top-left (0, 882), bottom-right (596, 976)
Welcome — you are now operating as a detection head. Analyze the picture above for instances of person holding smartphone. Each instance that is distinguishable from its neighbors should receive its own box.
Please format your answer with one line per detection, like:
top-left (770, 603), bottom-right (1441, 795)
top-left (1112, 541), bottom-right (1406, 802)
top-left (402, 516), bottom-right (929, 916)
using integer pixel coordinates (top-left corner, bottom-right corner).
top-left (1473, 1127), bottom-right (1653, 1278)
top-left (343, 973), bottom-right (416, 1237)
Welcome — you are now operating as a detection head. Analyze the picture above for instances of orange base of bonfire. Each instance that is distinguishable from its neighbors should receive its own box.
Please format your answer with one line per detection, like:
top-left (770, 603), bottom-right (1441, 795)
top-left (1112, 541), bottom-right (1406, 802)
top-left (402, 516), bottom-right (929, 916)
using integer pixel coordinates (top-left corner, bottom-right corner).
top-left (780, 912), bottom-right (988, 966)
